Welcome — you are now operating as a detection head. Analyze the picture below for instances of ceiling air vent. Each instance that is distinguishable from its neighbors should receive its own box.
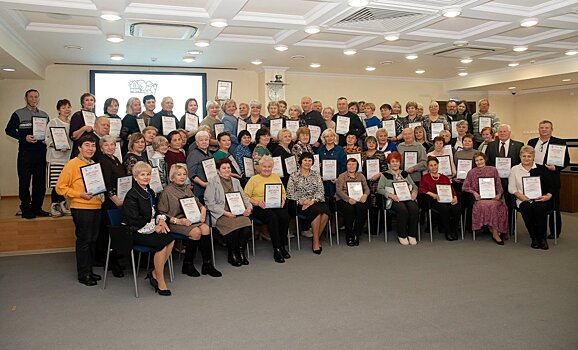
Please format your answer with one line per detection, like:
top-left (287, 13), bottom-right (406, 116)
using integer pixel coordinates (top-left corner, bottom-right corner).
top-left (336, 7), bottom-right (430, 32)
top-left (129, 22), bottom-right (198, 40)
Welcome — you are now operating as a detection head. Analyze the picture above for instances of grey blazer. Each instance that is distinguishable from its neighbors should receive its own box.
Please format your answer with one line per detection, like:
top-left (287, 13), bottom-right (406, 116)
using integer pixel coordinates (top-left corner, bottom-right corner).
top-left (205, 175), bottom-right (252, 224)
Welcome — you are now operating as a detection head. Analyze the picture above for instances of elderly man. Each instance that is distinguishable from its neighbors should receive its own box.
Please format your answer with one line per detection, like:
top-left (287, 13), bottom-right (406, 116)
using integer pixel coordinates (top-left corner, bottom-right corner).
top-left (71, 116), bottom-right (110, 160)
top-left (332, 96), bottom-right (365, 146)
top-left (299, 96), bottom-right (326, 146)
top-left (312, 100), bottom-right (323, 113)
top-left (150, 96), bottom-right (179, 136)
top-left (527, 120), bottom-right (569, 238)
top-left (471, 98), bottom-right (500, 147)
top-left (139, 95), bottom-right (156, 126)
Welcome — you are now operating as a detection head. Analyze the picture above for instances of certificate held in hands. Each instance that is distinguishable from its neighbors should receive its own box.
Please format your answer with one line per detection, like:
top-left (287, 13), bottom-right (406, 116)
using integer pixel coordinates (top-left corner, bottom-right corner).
top-left (322, 159), bottom-right (337, 180)
top-left (162, 116), bottom-right (177, 135)
top-left (456, 159), bottom-right (472, 180)
top-left (108, 118), bottom-right (122, 138)
top-left (264, 184), bottom-right (282, 209)
top-left (436, 184), bottom-right (453, 203)
top-left (185, 113), bottom-right (199, 132)
top-left (365, 158), bottom-right (380, 179)
top-left (522, 176), bottom-right (542, 200)
top-left (347, 181), bottom-right (363, 202)
top-left (393, 181), bottom-right (412, 201)
top-left (308, 125), bottom-right (321, 144)
top-left (179, 197), bottom-right (201, 223)
top-left (478, 177), bottom-right (496, 199)
top-left (495, 157), bottom-right (511, 178)
top-left (546, 144), bottom-right (566, 167)
top-left (32, 116), bottom-right (47, 141)
top-left (382, 120), bottom-right (396, 138)
top-left (403, 151), bottom-right (418, 171)
top-left (149, 167), bottom-right (164, 193)
top-left (82, 110), bottom-right (96, 128)
top-left (336, 116), bottom-right (350, 135)
top-left (50, 127), bottom-right (70, 150)
top-left (225, 192), bottom-right (246, 216)
top-left (80, 163), bottom-right (107, 195)
top-left (116, 176), bottom-right (132, 201)
top-left (243, 157), bottom-right (255, 177)
top-left (269, 119), bottom-right (283, 139)
top-left (202, 158), bottom-right (218, 179)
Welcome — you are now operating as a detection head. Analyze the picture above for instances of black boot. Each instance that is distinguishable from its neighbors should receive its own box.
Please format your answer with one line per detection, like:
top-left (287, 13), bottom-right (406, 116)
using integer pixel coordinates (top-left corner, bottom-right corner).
top-left (273, 248), bottom-right (285, 263)
top-left (238, 228), bottom-right (251, 265)
top-left (200, 235), bottom-right (222, 277)
top-left (182, 240), bottom-right (200, 277)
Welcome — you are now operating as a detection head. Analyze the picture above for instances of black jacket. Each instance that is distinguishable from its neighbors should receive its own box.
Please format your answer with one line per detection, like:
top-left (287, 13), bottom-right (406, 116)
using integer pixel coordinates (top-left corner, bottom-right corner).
top-left (122, 182), bottom-right (156, 232)
top-left (529, 164), bottom-right (555, 197)
top-left (486, 139), bottom-right (524, 167)
top-left (527, 136), bottom-right (570, 189)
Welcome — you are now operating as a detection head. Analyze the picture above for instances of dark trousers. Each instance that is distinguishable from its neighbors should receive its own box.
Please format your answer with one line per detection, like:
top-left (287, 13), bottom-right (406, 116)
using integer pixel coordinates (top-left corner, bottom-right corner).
top-left (391, 201), bottom-right (419, 238)
top-left (252, 207), bottom-right (290, 249)
top-left (71, 208), bottom-right (101, 278)
top-left (430, 200), bottom-right (462, 235)
top-left (550, 188), bottom-right (562, 235)
top-left (518, 201), bottom-right (549, 240)
top-left (17, 150), bottom-right (46, 212)
top-left (51, 188), bottom-right (65, 204)
top-left (337, 200), bottom-right (367, 239)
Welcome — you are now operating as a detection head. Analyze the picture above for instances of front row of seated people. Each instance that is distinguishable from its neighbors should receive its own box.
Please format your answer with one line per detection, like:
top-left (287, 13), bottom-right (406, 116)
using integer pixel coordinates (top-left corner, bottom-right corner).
top-left (56, 130), bottom-right (555, 294)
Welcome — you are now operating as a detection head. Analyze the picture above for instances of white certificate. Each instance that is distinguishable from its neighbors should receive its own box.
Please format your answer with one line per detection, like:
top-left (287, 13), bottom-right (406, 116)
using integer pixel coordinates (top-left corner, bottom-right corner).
top-left (217, 80), bottom-right (232, 100)
top-left (408, 122), bottom-right (422, 129)
top-left (403, 151), bottom-right (418, 171)
top-left (49, 127), bottom-right (70, 150)
top-left (478, 116), bottom-right (492, 133)
top-left (437, 155), bottom-right (452, 176)
top-left (146, 145), bottom-right (155, 160)
top-left (495, 157), bottom-right (511, 178)
top-left (225, 192), bottom-right (246, 216)
top-left (365, 125), bottom-right (378, 138)
top-left (179, 197), bottom-right (201, 223)
top-left (436, 184), bottom-right (453, 203)
top-left (185, 113), bottom-right (199, 132)
top-left (286, 120), bottom-right (300, 139)
top-left (431, 122), bottom-right (444, 138)
top-left (456, 159), bottom-right (472, 180)
top-left (243, 157), bottom-right (255, 177)
top-left (116, 176), bottom-right (132, 201)
top-left (272, 156), bottom-right (284, 178)
top-left (522, 176), bottom-right (542, 200)
top-left (150, 167), bottom-right (163, 193)
top-left (162, 116), bottom-right (176, 135)
top-left (228, 155), bottom-right (242, 175)
top-left (308, 125), bottom-right (321, 145)
top-left (80, 163), bottom-right (106, 195)
top-left (346, 153), bottom-right (362, 168)
top-left (108, 118), bottom-right (121, 138)
top-left (114, 142), bottom-right (123, 163)
top-left (82, 111), bottom-right (96, 128)
top-left (264, 184), bottom-right (282, 209)
top-left (322, 159), bottom-right (337, 180)
top-left (32, 116), bottom-right (47, 141)
top-left (336, 116), bottom-right (350, 135)
top-left (246, 123), bottom-right (261, 143)
top-left (347, 181), bottom-right (363, 202)
top-left (311, 154), bottom-right (320, 172)
top-left (382, 120), bottom-right (396, 138)
top-left (269, 119), bottom-right (283, 139)
top-left (442, 145), bottom-right (453, 158)
top-left (451, 121), bottom-right (459, 138)
top-left (393, 181), bottom-right (412, 201)
top-left (365, 158), bottom-right (380, 179)
top-left (137, 118), bottom-right (146, 133)
top-left (284, 156), bottom-right (297, 175)
top-left (237, 118), bottom-right (247, 132)
top-left (546, 144), bottom-right (567, 167)
top-left (214, 123), bottom-right (225, 137)
top-left (478, 177), bottom-right (496, 199)
top-left (202, 158), bottom-right (218, 179)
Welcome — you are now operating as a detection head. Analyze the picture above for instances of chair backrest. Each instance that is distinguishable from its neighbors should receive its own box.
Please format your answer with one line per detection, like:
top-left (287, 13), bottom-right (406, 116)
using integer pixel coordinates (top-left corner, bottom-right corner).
top-left (108, 208), bottom-right (123, 227)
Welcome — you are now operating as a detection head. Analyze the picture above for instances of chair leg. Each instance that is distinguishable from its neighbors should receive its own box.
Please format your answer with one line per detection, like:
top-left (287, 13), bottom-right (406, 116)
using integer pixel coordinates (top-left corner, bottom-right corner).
top-left (335, 212), bottom-right (340, 245)
top-left (251, 222), bottom-right (256, 256)
top-left (102, 236), bottom-right (111, 290)
top-left (514, 210), bottom-right (518, 243)
top-left (460, 214), bottom-right (464, 240)
top-left (331, 212), bottom-right (336, 247)
top-left (296, 215), bottom-right (301, 251)
top-left (146, 252), bottom-right (150, 272)
top-left (383, 209), bottom-right (387, 243)
top-left (210, 229), bottom-right (216, 264)
top-left (167, 253), bottom-right (174, 283)
top-left (428, 209), bottom-right (433, 242)
top-left (131, 251), bottom-right (139, 298)
top-left (553, 211), bottom-right (557, 246)
top-left (418, 210), bottom-right (421, 242)
top-left (367, 210), bottom-right (371, 244)
top-left (137, 252), bottom-right (142, 277)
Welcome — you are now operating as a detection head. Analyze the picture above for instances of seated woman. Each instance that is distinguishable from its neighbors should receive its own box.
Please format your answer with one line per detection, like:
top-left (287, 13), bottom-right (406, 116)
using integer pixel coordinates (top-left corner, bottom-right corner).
top-left (286, 152), bottom-right (330, 254)
top-left (335, 158), bottom-right (370, 247)
top-left (478, 126), bottom-right (495, 153)
top-left (157, 163), bottom-right (221, 277)
top-left (508, 145), bottom-right (553, 250)
top-left (419, 156), bottom-right (462, 241)
top-left (272, 128), bottom-right (296, 188)
top-left (414, 125), bottom-right (432, 152)
top-left (252, 128), bottom-right (271, 174)
top-left (376, 128), bottom-right (397, 154)
top-left (344, 131), bottom-right (362, 154)
top-left (122, 161), bottom-right (175, 296)
top-left (205, 158), bottom-right (253, 266)
top-left (186, 130), bottom-right (213, 202)
top-left (291, 126), bottom-right (314, 161)
top-left (214, 132), bottom-right (242, 179)
top-left (427, 136), bottom-right (456, 179)
top-left (124, 132), bottom-right (148, 175)
top-left (462, 152), bottom-right (509, 245)
top-left (232, 130), bottom-right (253, 185)
top-left (362, 136), bottom-right (387, 235)
top-left (377, 152), bottom-right (420, 246)
top-left (244, 155), bottom-right (291, 263)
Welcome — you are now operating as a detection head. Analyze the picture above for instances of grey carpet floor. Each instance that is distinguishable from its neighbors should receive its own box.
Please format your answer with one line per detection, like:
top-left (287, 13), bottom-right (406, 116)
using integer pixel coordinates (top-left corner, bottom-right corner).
top-left (1, 214), bottom-right (577, 350)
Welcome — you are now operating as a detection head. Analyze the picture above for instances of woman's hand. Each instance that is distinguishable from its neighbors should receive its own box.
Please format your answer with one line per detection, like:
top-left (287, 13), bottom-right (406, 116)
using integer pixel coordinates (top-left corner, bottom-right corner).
top-left (428, 192), bottom-right (439, 200)
top-left (371, 173), bottom-right (381, 181)
top-left (111, 195), bottom-right (123, 207)
top-left (451, 196), bottom-right (458, 205)
top-left (360, 194), bottom-right (368, 203)
top-left (178, 218), bottom-right (192, 226)
top-left (407, 166), bottom-right (415, 174)
top-left (155, 220), bottom-right (170, 234)
top-left (200, 213), bottom-right (206, 223)
top-left (330, 179), bottom-right (337, 184)
top-left (243, 208), bottom-right (252, 217)
top-left (473, 192), bottom-right (481, 201)
top-left (223, 211), bottom-right (236, 218)
top-left (389, 194), bottom-right (400, 203)
top-left (84, 125), bottom-right (93, 133)
top-left (258, 200), bottom-right (267, 209)
top-left (80, 192), bottom-right (93, 200)
top-left (517, 193), bottom-right (530, 202)
top-left (348, 198), bottom-right (356, 205)
top-left (411, 192), bottom-right (417, 201)
top-left (535, 194), bottom-right (552, 202)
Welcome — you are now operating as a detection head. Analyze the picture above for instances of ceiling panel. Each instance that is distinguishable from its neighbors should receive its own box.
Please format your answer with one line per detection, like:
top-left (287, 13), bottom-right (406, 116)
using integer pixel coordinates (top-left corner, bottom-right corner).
top-left (130, 0), bottom-right (209, 6)
top-left (17, 10), bottom-right (98, 26)
top-left (307, 32), bottom-right (357, 42)
top-left (426, 17), bottom-right (488, 31)
top-left (241, 0), bottom-right (320, 15)
top-left (492, 0), bottom-right (548, 6)
top-left (496, 26), bottom-right (554, 38)
top-left (221, 26), bottom-right (280, 36)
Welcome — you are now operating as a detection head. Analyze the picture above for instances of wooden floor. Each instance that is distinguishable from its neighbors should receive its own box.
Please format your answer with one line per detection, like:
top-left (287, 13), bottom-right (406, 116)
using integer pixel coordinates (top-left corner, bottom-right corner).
top-left (0, 196), bottom-right (75, 255)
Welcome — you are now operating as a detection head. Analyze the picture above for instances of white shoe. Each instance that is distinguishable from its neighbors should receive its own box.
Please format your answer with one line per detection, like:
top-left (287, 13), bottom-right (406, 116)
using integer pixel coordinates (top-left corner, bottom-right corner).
top-left (408, 236), bottom-right (418, 245)
top-left (398, 236), bottom-right (409, 246)
top-left (60, 201), bottom-right (71, 215)
top-left (301, 229), bottom-right (313, 238)
top-left (50, 203), bottom-right (63, 217)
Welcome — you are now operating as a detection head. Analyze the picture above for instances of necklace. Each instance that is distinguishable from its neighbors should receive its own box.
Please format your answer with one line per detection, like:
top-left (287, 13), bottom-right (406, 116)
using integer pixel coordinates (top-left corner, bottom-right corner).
top-left (431, 173), bottom-right (440, 181)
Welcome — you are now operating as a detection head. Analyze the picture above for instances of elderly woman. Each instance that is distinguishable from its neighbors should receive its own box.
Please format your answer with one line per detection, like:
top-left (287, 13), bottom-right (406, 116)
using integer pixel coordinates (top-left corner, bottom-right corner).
top-left (376, 128), bottom-right (397, 154)
top-left (56, 135), bottom-right (104, 286)
top-left (178, 98), bottom-right (200, 141)
top-left (157, 163), bottom-right (221, 277)
top-left (396, 101), bottom-right (423, 140)
top-left (122, 162), bottom-right (175, 295)
top-left (291, 126), bottom-right (314, 161)
top-left (199, 100), bottom-right (222, 150)
top-left (272, 128), bottom-right (296, 187)
top-left (317, 128), bottom-right (347, 198)
top-left (264, 101), bottom-right (283, 139)
top-left (69, 93), bottom-right (96, 152)
top-left (150, 96), bottom-right (179, 136)
top-left (245, 100), bottom-right (267, 126)
top-left (336, 158), bottom-right (370, 246)
top-left (362, 135), bottom-right (388, 234)
top-left (377, 152), bottom-right (419, 246)
top-left (462, 152), bottom-right (509, 245)
top-left (508, 146), bottom-right (554, 250)
top-left (205, 158), bottom-right (253, 266)
top-left (427, 136), bottom-right (456, 178)
top-left (452, 120), bottom-right (469, 150)
top-left (252, 128), bottom-right (272, 174)
top-left (288, 105), bottom-right (302, 122)
top-left (419, 156), bottom-right (461, 241)
top-left (287, 152), bottom-right (330, 254)
top-left (423, 101), bottom-right (449, 141)
top-left (238, 102), bottom-right (249, 119)
top-left (478, 126), bottom-right (495, 153)
top-left (220, 99), bottom-right (239, 147)
top-left (244, 155), bottom-right (291, 263)
top-left (396, 127), bottom-right (427, 186)
top-left (186, 130), bottom-right (213, 202)
top-left (123, 133), bottom-right (148, 175)
top-left (103, 97), bottom-right (121, 120)
top-left (322, 106), bottom-right (336, 131)
top-left (120, 97), bottom-right (143, 155)
top-left (344, 131), bottom-right (362, 154)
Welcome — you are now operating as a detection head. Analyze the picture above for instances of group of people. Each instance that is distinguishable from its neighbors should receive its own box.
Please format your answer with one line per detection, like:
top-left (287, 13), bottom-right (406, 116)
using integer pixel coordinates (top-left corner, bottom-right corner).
top-left (6, 89), bottom-right (570, 296)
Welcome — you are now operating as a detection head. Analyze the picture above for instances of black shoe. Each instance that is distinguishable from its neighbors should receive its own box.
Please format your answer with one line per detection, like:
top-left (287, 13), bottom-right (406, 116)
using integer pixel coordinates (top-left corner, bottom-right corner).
top-left (531, 239), bottom-right (540, 249)
top-left (346, 237), bottom-right (355, 247)
top-left (312, 246), bottom-right (322, 255)
top-left (273, 249), bottom-right (285, 263)
top-left (201, 262), bottom-right (222, 277)
top-left (111, 262), bottom-right (124, 278)
top-left (146, 271), bottom-right (158, 289)
top-left (22, 211), bottom-right (36, 219)
top-left (547, 233), bottom-right (559, 239)
top-left (227, 248), bottom-right (242, 267)
top-left (492, 236), bottom-right (504, 246)
top-left (157, 289), bottom-right (171, 296)
top-left (280, 246), bottom-right (291, 259)
top-left (238, 247), bottom-right (250, 265)
top-left (90, 273), bottom-right (102, 281)
top-left (354, 235), bottom-right (359, 246)
top-left (539, 239), bottom-right (549, 250)
top-left (181, 262), bottom-right (200, 277)
top-left (78, 275), bottom-right (97, 286)
top-left (34, 209), bottom-right (50, 217)
top-left (445, 233), bottom-right (456, 241)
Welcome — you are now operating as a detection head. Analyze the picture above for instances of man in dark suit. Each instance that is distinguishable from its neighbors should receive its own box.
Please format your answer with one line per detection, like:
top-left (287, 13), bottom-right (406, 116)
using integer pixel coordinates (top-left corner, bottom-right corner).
top-left (299, 96), bottom-right (326, 148)
top-left (527, 120), bottom-right (570, 238)
top-left (332, 96), bottom-right (365, 146)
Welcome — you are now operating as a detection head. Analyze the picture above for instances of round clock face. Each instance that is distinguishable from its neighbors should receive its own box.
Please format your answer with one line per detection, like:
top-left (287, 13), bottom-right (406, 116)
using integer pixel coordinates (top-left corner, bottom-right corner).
top-left (267, 85), bottom-right (284, 101)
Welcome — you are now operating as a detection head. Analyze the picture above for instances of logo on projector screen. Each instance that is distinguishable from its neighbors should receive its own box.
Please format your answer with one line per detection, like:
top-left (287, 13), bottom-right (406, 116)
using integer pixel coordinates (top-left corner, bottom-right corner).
top-left (128, 80), bottom-right (158, 95)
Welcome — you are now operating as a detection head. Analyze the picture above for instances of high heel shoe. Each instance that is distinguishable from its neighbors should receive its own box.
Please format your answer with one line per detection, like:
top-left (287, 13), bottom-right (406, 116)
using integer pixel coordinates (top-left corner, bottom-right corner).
top-left (492, 236), bottom-right (504, 246)
top-left (312, 244), bottom-right (322, 255)
top-left (156, 288), bottom-right (171, 296)
top-left (145, 271), bottom-right (159, 289)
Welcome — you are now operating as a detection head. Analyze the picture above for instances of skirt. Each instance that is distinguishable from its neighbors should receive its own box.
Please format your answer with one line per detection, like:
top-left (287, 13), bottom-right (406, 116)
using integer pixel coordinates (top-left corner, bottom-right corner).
top-left (216, 215), bottom-right (251, 236)
top-left (298, 202), bottom-right (331, 223)
top-left (168, 221), bottom-right (204, 236)
top-left (133, 232), bottom-right (174, 251)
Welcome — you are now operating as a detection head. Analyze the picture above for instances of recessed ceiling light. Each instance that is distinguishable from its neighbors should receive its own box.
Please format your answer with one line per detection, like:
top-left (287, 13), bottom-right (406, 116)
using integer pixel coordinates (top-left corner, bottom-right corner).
top-left (106, 34), bottom-right (124, 43)
top-left (384, 32), bottom-right (399, 41)
top-left (348, 0), bottom-right (369, 7)
top-left (562, 78), bottom-right (572, 82)
top-left (305, 26), bottom-right (320, 34)
top-left (343, 49), bottom-right (357, 55)
top-left (565, 50), bottom-right (578, 56)
top-left (458, 72), bottom-right (468, 77)
top-left (310, 63), bottom-right (321, 68)
top-left (380, 60), bottom-right (393, 65)
top-left (182, 56), bottom-right (195, 63)
top-left (405, 54), bottom-right (418, 60)
top-left (291, 55), bottom-right (305, 60)
top-left (210, 19), bottom-right (228, 28)
top-left (251, 59), bottom-right (262, 65)
top-left (274, 44), bottom-right (288, 52)
top-left (64, 45), bottom-right (83, 50)
top-left (442, 8), bottom-right (461, 18)
top-left (365, 66), bottom-right (376, 71)
top-left (2, 68), bottom-right (15, 72)
top-left (508, 86), bottom-right (516, 90)
top-left (110, 54), bottom-right (124, 61)
top-left (187, 50), bottom-right (202, 55)
top-left (460, 58), bottom-right (473, 64)
top-left (100, 11), bottom-right (121, 21)
top-left (520, 18), bottom-right (538, 27)
top-left (513, 45), bottom-right (528, 52)
top-left (453, 40), bottom-right (469, 47)
top-left (508, 62), bottom-right (520, 67)
top-left (415, 69), bottom-right (425, 74)
top-left (195, 40), bottom-right (210, 47)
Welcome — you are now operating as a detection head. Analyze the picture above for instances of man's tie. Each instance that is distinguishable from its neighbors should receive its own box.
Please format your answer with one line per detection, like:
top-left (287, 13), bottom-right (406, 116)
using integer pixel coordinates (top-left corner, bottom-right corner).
top-left (499, 142), bottom-right (506, 157)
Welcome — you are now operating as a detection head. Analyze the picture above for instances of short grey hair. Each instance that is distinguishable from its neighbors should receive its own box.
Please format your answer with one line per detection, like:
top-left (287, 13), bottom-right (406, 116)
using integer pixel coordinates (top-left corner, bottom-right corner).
top-left (498, 124), bottom-right (512, 132)
top-left (249, 100), bottom-right (262, 109)
top-left (206, 100), bottom-right (220, 110)
top-left (168, 163), bottom-right (188, 182)
top-left (320, 128), bottom-right (337, 145)
top-left (259, 155), bottom-right (274, 166)
top-left (457, 120), bottom-right (469, 127)
top-left (519, 145), bottom-right (535, 156)
top-left (195, 130), bottom-right (210, 142)
top-left (132, 161), bottom-right (152, 178)
top-left (99, 135), bottom-right (116, 147)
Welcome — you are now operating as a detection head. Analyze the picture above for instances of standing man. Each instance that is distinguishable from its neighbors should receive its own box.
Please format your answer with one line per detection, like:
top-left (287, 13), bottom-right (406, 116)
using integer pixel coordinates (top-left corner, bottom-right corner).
top-left (471, 98), bottom-right (500, 147)
top-left (5, 89), bottom-right (50, 219)
top-left (139, 95), bottom-right (156, 127)
top-left (332, 96), bottom-right (365, 146)
top-left (527, 120), bottom-right (569, 238)
top-left (311, 100), bottom-right (323, 113)
top-left (299, 96), bottom-right (326, 147)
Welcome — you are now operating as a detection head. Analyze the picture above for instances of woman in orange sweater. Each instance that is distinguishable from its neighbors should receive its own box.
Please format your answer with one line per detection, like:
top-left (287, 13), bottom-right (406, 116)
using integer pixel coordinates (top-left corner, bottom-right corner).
top-left (56, 134), bottom-right (104, 286)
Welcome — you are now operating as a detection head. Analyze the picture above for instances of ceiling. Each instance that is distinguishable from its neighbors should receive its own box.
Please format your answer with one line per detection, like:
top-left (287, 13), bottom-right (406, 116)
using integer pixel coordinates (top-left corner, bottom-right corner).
top-left (0, 0), bottom-right (577, 91)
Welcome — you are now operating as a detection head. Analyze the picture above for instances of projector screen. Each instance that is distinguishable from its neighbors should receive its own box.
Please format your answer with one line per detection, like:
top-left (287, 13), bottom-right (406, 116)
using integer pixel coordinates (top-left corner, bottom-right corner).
top-left (90, 70), bottom-right (207, 119)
